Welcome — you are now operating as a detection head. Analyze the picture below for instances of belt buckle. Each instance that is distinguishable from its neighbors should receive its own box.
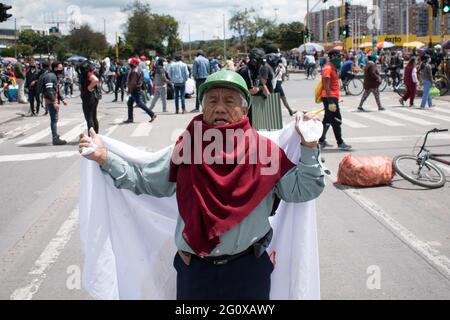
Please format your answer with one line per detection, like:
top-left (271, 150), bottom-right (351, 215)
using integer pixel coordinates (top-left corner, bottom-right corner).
top-left (213, 259), bottom-right (228, 266)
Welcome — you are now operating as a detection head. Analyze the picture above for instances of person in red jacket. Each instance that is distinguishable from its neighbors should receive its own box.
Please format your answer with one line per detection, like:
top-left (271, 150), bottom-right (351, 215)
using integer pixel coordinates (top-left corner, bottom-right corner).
top-left (399, 57), bottom-right (418, 107)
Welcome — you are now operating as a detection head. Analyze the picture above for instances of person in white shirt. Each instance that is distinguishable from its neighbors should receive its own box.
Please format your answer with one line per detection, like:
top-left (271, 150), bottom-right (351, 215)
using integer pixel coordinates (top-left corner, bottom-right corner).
top-left (274, 61), bottom-right (297, 116)
top-left (304, 54), bottom-right (316, 80)
top-left (64, 63), bottom-right (76, 98)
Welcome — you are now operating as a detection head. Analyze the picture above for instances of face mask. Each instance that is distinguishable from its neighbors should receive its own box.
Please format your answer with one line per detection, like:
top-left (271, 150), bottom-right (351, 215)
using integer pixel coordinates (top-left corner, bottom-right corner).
top-left (331, 58), bottom-right (341, 70)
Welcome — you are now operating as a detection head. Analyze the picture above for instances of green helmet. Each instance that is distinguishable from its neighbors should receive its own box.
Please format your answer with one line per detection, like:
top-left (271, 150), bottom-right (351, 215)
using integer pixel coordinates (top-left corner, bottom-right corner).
top-left (198, 70), bottom-right (251, 107)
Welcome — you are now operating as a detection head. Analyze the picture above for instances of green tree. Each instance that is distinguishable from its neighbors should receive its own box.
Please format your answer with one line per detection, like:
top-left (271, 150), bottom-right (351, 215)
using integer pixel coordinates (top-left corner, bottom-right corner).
top-left (123, 1), bottom-right (180, 56)
top-left (66, 24), bottom-right (108, 59)
top-left (263, 22), bottom-right (305, 51)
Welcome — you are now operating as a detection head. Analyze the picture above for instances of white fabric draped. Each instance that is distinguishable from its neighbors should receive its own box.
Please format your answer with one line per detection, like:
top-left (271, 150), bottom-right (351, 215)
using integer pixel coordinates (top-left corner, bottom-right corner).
top-left (79, 121), bottom-right (320, 300)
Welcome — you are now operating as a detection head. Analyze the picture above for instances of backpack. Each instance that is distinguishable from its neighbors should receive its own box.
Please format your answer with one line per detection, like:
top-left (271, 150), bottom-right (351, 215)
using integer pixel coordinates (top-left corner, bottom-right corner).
top-left (36, 70), bottom-right (48, 95)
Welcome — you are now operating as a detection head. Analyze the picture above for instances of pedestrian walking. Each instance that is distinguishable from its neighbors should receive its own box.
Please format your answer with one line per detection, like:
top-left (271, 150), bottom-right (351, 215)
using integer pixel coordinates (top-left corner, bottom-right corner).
top-left (41, 61), bottom-right (67, 145)
top-left (191, 50), bottom-right (210, 112)
top-left (78, 61), bottom-right (100, 134)
top-left (273, 58), bottom-right (297, 116)
top-left (25, 60), bottom-right (41, 116)
top-left (358, 54), bottom-right (384, 112)
top-left (112, 61), bottom-right (127, 103)
top-left (14, 56), bottom-right (28, 104)
top-left (318, 49), bottom-right (352, 151)
top-left (149, 58), bottom-right (170, 113)
top-left (399, 57), bottom-right (418, 107)
top-left (63, 63), bottom-right (76, 98)
top-left (168, 56), bottom-right (189, 114)
top-left (419, 55), bottom-right (433, 109)
top-left (123, 58), bottom-right (157, 123)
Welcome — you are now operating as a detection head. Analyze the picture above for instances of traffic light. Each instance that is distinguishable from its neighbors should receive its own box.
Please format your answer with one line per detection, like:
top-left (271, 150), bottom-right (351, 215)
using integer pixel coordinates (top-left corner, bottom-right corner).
top-left (344, 1), bottom-right (351, 21)
top-left (304, 28), bottom-right (310, 40)
top-left (443, 0), bottom-right (450, 15)
top-left (0, 3), bottom-right (12, 22)
top-left (427, 0), bottom-right (439, 17)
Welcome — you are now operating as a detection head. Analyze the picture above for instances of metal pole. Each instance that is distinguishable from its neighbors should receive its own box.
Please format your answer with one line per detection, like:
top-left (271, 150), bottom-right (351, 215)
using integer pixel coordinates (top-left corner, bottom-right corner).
top-left (307, 0), bottom-right (310, 44)
top-left (441, 0), bottom-right (446, 43)
top-left (189, 24), bottom-right (192, 62)
top-left (406, 0), bottom-right (409, 46)
top-left (428, 5), bottom-right (433, 46)
top-left (223, 14), bottom-right (226, 60)
top-left (14, 18), bottom-right (17, 59)
top-left (115, 32), bottom-right (119, 60)
top-left (103, 18), bottom-right (106, 38)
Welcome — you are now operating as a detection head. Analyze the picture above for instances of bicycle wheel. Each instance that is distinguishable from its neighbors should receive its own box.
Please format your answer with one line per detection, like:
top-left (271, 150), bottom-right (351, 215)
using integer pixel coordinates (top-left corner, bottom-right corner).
top-left (101, 81), bottom-right (111, 94)
top-left (393, 155), bottom-right (446, 189)
top-left (347, 78), bottom-right (364, 96)
top-left (434, 75), bottom-right (450, 96)
top-left (395, 81), bottom-right (407, 97)
top-left (379, 76), bottom-right (388, 92)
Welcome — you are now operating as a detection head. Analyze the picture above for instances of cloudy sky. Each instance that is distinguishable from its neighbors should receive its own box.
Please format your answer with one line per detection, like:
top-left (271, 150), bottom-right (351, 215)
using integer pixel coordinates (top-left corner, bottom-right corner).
top-left (5, 0), bottom-right (378, 44)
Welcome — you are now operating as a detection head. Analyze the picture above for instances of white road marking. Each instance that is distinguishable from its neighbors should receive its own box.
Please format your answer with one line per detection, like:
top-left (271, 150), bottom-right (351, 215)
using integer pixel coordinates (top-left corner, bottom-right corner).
top-left (404, 109), bottom-right (450, 123)
top-left (131, 123), bottom-right (153, 137)
top-left (342, 118), bottom-right (368, 128)
top-left (16, 120), bottom-right (73, 145)
top-left (0, 151), bottom-right (78, 163)
top-left (346, 133), bottom-right (450, 143)
top-left (331, 175), bottom-right (450, 280)
top-left (10, 208), bottom-right (79, 300)
top-left (104, 124), bottom-right (119, 137)
top-left (354, 112), bottom-right (405, 127)
top-left (60, 123), bottom-right (87, 142)
top-left (0, 123), bottom-right (41, 145)
top-left (433, 107), bottom-right (450, 115)
top-left (383, 110), bottom-right (438, 126)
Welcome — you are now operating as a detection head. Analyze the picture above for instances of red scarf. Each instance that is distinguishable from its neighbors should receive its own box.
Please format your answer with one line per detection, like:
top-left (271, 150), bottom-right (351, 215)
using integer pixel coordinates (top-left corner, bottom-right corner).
top-left (169, 115), bottom-right (295, 256)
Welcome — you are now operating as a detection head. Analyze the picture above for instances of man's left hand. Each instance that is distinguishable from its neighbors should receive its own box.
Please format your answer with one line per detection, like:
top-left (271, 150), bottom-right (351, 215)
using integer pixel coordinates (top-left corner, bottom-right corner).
top-left (295, 111), bottom-right (321, 148)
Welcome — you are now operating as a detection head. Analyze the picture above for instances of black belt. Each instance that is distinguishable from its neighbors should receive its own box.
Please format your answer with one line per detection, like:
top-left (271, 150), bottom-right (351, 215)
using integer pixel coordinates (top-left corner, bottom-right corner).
top-left (179, 246), bottom-right (254, 266)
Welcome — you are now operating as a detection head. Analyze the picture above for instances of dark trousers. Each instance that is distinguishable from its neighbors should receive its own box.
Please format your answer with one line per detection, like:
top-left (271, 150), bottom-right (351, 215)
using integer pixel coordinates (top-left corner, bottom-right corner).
top-left (82, 93), bottom-right (99, 134)
top-left (195, 78), bottom-right (206, 110)
top-left (402, 82), bottom-right (417, 106)
top-left (64, 81), bottom-right (73, 96)
top-left (28, 90), bottom-right (40, 114)
top-left (319, 97), bottom-right (344, 145)
top-left (174, 84), bottom-right (186, 112)
top-left (174, 251), bottom-right (273, 300)
top-left (46, 103), bottom-right (59, 139)
top-left (127, 90), bottom-right (154, 121)
top-left (114, 77), bottom-right (125, 102)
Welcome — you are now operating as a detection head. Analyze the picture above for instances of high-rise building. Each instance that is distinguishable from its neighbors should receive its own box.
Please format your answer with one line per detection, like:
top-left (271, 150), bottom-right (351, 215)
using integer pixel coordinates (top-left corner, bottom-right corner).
top-left (310, 4), bottom-right (368, 43)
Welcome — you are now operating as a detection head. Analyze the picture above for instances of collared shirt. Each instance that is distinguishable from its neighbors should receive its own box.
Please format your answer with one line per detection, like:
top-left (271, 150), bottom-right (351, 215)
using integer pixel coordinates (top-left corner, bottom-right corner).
top-left (168, 61), bottom-right (189, 84)
top-left (100, 143), bottom-right (327, 257)
top-left (192, 55), bottom-right (210, 79)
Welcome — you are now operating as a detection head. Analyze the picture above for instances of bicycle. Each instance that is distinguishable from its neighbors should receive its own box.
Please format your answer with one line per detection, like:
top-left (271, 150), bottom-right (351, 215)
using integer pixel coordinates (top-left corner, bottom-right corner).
top-left (393, 128), bottom-right (449, 189)
top-left (340, 74), bottom-right (364, 96)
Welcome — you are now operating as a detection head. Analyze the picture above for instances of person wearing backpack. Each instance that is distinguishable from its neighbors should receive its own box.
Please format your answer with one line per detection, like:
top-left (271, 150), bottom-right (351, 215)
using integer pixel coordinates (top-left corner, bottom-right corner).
top-left (78, 61), bottom-right (101, 135)
top-left (41, 61), bottom-right (68, 145)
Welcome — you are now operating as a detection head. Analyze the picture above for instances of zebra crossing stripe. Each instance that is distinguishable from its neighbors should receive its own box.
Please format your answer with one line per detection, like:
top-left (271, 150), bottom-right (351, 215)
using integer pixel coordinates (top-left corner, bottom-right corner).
top-left (354, 112), bottom-right (405, 127)
top-left (433, 107), bottom-right (450, 115)
top-left (404, 109), bottom-right (450, 123)
top-left (60, 123), bottom-right (87, 142)
top-left (15, 120), bottom-right (74, 145)
top-left (131, 123), bottom-right (153, 137)
top-left (383, 110), bottom-right (438, 126)
top-left (0, 151), bottom-right (78, 163)
top-left (341, 118), bottom-right (368, 128)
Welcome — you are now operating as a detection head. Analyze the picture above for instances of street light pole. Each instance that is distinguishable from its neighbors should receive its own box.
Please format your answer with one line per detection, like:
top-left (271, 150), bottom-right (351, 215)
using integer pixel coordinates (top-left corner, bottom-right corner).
top-left (223, 14), bottom-right (226, 60)
top-left (14, 18), bottom-right (17, 58)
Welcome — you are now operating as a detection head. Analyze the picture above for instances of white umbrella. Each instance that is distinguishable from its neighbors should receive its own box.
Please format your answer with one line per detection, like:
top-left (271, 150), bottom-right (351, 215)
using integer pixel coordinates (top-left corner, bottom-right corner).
top-left (297, 43), bottom-right (324, 54)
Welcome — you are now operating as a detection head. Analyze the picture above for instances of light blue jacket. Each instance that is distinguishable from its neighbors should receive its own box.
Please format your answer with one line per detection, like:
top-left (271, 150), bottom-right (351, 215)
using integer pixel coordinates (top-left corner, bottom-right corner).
top-left (168, 61), bottom-right (189, 84)
top-left (192, 55), bottom-right (210, 79)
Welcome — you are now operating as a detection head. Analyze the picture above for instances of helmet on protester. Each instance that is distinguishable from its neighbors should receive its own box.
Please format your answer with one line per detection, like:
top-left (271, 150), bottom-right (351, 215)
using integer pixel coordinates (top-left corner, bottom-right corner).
top-left (140, 55), bottom-right (147, 61)
top-left (129, 57), bottom-right (140, 66)
top-left (198, 70), bottom-right (251, 107)
top-left (434, 44), bottom-right (442, 51)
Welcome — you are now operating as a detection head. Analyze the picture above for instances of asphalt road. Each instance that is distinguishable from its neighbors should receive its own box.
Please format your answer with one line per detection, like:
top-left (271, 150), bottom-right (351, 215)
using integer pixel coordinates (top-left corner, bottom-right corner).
top-left (1, 73), bottom-right (450, 300)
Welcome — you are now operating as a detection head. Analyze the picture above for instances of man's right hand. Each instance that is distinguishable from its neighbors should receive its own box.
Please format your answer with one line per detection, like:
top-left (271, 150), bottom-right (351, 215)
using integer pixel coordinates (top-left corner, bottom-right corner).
top-left (249, 87), bottom-right (259, 95)
top-left (79, 128), bottom-right (107, 166)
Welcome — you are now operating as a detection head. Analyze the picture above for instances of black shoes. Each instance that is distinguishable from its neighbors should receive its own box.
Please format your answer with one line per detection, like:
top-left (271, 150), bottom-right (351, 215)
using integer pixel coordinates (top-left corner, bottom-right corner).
top-left (149, 114), bottom-right (157, 123)
top-left (319, 141), bottom-right (333, 148)
top-left (338, 142), bottom-right (352, 151)
top-left (289, 110), bottom-right (298, 117)
top-left (123, 119), bottom-right (134, 124)
top-left (52, 136), bottom-right (67, 146)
